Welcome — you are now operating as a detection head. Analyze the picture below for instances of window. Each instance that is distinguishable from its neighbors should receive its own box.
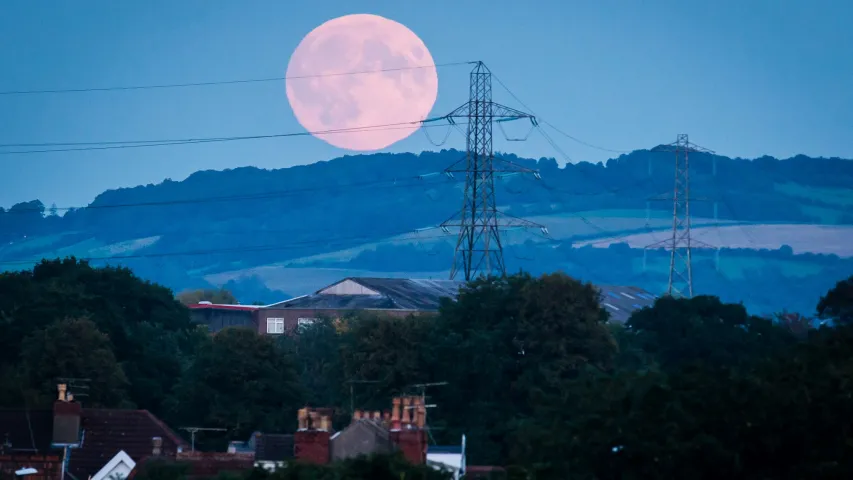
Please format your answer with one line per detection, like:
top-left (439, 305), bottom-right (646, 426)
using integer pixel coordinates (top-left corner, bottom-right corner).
top-left (297, 317), bottom-right (318, 329)
top-left (267, 318), bottom-right (284, 334)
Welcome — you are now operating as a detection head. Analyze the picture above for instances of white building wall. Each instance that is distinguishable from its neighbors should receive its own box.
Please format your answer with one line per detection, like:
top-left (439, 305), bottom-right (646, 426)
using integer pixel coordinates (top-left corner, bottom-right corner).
top-left (427, 453), bottom-right (462, 480)
top-left (319, 280), bottom-right (380, 296)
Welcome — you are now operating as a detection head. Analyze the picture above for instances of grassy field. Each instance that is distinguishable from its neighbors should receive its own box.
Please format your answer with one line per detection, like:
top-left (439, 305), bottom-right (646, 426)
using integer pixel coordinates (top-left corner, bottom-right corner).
top-left (632, 254), bottom-right (825, 280)
top-left (576, 224), bottom-right (853, 257)
top-left (775, 182), bottom-right (853, 207)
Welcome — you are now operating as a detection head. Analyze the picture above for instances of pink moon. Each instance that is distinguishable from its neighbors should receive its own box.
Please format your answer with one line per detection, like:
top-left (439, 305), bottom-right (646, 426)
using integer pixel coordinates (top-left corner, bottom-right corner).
top-left (285, 14), bottom-right (439, 151)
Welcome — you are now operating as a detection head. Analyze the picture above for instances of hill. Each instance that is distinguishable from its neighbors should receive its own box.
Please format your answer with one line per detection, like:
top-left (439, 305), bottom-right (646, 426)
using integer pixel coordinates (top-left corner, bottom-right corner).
top-left (1, 148), bottom-right (851, 314)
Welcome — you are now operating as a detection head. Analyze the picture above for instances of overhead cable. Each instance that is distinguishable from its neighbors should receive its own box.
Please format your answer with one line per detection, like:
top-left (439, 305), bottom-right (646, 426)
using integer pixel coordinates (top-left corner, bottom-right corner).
top-left (0, 61), bottom-right (476, 96)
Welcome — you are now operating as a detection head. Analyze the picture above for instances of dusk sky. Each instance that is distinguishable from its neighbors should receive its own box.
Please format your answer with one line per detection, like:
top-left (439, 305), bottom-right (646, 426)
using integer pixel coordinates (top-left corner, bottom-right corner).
top-left (1, 0), bottom-right (851, 208)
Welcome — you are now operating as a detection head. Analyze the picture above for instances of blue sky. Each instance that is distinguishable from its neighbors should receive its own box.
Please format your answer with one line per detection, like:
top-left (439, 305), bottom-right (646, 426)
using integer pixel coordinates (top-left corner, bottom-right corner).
top-left (1, 0), bottom-right (851, 208)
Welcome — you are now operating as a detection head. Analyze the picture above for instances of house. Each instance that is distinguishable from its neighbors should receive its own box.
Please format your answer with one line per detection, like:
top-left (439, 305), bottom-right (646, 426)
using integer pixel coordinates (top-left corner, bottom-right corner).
top-left (224, 432), bottom-right (294, 471)
top-left (282, 396), bottom-right (429, 467)
top-left (0, 384), bottom-right (189, 480)
top-left (187, 302), bottom-right (261, 333)
top-left (257, 277), bottom-right (461, 335)
top-left (191, 277), bottom-right (659, 337)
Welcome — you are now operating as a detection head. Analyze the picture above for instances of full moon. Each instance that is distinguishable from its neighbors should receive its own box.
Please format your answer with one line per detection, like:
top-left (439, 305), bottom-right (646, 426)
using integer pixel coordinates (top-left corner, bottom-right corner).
top-left (285, 14), bottom-right (439, 151)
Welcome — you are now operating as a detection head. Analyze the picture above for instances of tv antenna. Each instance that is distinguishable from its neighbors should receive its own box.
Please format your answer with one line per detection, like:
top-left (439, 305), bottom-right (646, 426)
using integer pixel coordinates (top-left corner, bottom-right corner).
top-left (179, 427), bottom-right (227, 452)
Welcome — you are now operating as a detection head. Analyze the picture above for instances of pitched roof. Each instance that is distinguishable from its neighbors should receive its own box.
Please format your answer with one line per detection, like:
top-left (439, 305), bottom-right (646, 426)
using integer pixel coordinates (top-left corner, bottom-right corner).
top-left (341, 278), bottom-right (462, 310)
top-left (0, 408), bottom-right (189, 479)
top-left (267, 278), bottom-right (462, 311)
top-left (265, 277), bottom-right (658, 321)
top-left (254, 434), bottom-right (294, 462)
top-left (70, 409), bottom-right (188, 479)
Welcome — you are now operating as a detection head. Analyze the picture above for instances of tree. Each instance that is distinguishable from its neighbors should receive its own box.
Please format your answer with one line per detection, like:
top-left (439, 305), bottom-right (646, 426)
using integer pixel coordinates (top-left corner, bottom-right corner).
top-left (174, 328), bottom-right (304, 443)
top-left (624, 295), bottom-right (796, 372)
top-left (177, 288), bottom-right (239, 306)
top-left (0, 257), bottom-right (199, 416)
top-left (817, 275), bottom-right (853, 325)
top-left (430, 273), bottom-right (618, 466)
top-left (20, 317), bottom-right (129, 407)
top-left (338, 312), bottom-right (435, 413)
top-left (279, 318), bottom-right (346, 414)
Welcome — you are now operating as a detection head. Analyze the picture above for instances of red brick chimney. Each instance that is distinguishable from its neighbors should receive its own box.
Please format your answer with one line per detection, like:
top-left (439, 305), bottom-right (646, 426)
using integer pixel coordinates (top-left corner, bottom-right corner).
top-left (389, 396), bottom-right (427, 465)
top-left (294, 408), bottom-right (331, 465)
top-left (390, 398), bottom-right (402, 430)
top-left (52, 384), bottom-right (82, 446)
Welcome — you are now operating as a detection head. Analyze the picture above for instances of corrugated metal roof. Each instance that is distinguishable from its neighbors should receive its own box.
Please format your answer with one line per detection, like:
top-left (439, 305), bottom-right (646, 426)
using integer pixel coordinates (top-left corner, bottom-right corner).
top-left (333, 278), bottom-right (462, 310)
top-left (263, 277), bottom-right (656, 321)
top-left (596, 284), bottom-right (658, 323)
top-left (269, 294), bottom-right (399, 310)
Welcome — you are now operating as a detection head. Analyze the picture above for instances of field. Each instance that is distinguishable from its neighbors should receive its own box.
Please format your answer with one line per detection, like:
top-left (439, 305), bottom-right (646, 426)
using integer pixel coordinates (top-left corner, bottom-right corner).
top-left (775, 182), bottom-right (853, 207)
top-left (576, 224), bottom-right (853, 257)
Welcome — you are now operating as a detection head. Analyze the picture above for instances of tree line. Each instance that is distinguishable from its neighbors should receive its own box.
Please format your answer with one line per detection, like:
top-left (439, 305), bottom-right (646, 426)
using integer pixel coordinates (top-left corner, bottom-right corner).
top-left (1, 257), bottom-right (852, 478)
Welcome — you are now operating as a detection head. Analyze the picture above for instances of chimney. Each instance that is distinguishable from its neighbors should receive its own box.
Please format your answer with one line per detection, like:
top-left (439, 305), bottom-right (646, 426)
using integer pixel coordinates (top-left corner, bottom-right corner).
top-left (390, 398), bottom-right (427, 465)
top-left (294, 408), bottom-right (330, 465)
top-left (297, 408), bottom-right (309, 430)
top-left (152, 437), bottom-right (163, 456)
top-left (320, 416), bottom-right (332, 432)
top-left (52, 384), bottom-right (81, 447)
top-left (401, 397), bottom-right (412, 427)
top-left (391, 398), bottom-right (402, 430)
top-left (415, 398), bottom-right (426, 429)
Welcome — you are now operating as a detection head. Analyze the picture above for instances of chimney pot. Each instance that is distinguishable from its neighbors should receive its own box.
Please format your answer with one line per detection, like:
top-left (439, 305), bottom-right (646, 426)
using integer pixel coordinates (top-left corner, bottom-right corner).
top-left (298, 408), bottom-right (309, 430)
top-left (372, 411), bottom-right (381, 421)
top-left (319, 416), bottom-right (331, 432)
top-left (401, 397), bottom-right (412, 425)
top-left (57, 384), bottom-right (67, 402)
top-left (391, 398), bottom-right (402, 430)
top-left (352, 410), bottom-right (362, 422)
top-left (308, 411), bottom-right (320, 430)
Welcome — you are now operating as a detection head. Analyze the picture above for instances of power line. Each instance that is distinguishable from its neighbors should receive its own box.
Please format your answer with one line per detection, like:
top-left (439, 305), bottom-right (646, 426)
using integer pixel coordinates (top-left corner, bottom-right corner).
top-left (0, 61), bottom-right (476, 96)
top-left (490, 72), bottom-right (630, 154)
top-left (0, 118), bottom-right (464, 155)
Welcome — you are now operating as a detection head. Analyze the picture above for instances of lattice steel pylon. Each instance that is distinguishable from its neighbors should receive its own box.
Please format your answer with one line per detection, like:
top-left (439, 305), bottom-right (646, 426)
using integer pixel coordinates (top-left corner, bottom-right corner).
top-left (438, 62), bottom-right (543, 281)
top-left (645, 134), bottom-right (716, 298)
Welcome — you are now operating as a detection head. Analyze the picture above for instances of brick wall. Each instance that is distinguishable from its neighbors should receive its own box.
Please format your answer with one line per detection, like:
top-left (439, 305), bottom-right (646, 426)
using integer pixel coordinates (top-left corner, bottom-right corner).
top-left (257, 308), bottom-right (416, 336)
top-left (0, 453), bottom-right (62, 480)
top-left (389, 429), bottom-right (427, 465)
top-left (293, 430), bottom-right (331, 465)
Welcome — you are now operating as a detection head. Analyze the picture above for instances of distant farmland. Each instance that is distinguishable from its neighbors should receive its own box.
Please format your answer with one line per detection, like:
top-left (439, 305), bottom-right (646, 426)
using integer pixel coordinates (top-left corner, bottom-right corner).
top-left (575, 224), bottom-right (853, 257)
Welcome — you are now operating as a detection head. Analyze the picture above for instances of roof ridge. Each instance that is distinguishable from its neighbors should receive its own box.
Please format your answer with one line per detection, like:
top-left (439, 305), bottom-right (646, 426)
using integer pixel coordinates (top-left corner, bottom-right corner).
top-left (141, 410), bottom-right (189, 448)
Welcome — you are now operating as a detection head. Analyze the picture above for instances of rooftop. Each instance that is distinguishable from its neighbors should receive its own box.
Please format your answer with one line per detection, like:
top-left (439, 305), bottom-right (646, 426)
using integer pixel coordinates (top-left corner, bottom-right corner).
top-left (597, 284), bottom-right (658, 323)
top-left (0, 408), bottom-right (188, 480)
top-left (187, 303), bottom-right (261, 311)
top-left (267, 277), bottom-right (463, 312)
top-left (263, 277), bottom-right (658, 321)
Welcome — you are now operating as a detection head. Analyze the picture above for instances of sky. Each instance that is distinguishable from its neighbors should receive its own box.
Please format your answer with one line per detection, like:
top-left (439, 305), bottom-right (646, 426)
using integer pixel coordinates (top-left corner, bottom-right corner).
top-left (1, 0), bottom-right (851, 208)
